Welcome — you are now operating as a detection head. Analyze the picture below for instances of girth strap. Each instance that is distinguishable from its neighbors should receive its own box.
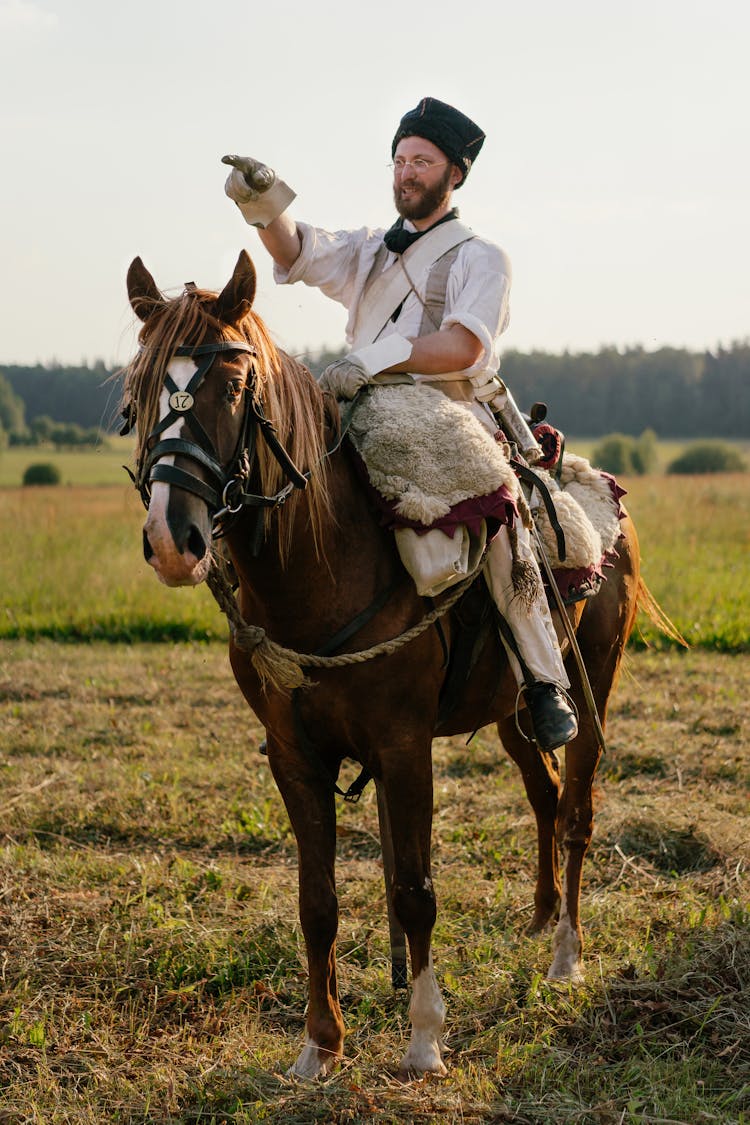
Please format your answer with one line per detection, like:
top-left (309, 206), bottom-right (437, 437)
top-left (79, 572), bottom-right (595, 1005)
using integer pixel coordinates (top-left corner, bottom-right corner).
top-left (288, 574), bottom-right (407, 803)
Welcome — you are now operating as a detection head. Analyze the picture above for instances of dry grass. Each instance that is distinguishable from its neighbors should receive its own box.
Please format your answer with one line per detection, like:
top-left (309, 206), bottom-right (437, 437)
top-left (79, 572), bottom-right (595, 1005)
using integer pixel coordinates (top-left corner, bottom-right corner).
top-left (0, 641), bottom-right (748, 1122)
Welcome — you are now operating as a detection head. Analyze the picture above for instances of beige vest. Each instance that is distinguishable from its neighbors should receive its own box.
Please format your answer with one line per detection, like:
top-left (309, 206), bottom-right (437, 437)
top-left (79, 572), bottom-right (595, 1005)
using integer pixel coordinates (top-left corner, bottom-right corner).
top-left (351, 219), bottom-right (474, 350)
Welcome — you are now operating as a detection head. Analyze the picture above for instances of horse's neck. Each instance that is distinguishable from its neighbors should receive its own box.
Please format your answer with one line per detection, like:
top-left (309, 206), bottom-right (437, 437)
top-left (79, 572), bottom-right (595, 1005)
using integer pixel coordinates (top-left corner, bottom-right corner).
top-left (228, 452), bottom-right (397, 643)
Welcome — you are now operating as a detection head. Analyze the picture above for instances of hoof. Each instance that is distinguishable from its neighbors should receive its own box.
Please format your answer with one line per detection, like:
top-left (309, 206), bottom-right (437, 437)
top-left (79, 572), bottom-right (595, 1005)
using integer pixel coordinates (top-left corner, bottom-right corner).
top-left (396, 1058), bottom-right (448, 1082)
top-left (398, 1038), bottom-right (447, 1080)
top-left (286, 1037), bottom-right (341, 1080)
top-left (546, 957), bottom-right (585, 985)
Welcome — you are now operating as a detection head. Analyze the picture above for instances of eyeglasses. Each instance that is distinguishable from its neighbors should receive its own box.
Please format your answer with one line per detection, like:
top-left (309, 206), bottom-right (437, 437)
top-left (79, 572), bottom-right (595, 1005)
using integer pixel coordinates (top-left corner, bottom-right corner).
top-left (388, 158), bottom-right (449, 174)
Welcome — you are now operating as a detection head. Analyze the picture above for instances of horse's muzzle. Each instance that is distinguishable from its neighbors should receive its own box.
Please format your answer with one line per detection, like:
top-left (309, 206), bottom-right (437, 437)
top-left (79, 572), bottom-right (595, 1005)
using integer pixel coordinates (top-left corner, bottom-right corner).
top-left (142, 513), bottom-right (211, 587)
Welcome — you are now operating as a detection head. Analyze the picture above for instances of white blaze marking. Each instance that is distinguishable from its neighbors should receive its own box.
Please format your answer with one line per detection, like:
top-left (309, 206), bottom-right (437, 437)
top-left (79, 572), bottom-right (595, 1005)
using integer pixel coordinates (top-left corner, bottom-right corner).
top-left (147, 355), bottom-right (197, 534)
top-left (399, 956), bottom-right (447, 1075)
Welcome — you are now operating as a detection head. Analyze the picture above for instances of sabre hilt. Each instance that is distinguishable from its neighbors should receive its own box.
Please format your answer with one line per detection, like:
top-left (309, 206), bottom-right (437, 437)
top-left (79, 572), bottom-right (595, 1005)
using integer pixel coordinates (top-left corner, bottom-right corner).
top-left (489, 378), bottom-right (543, 464)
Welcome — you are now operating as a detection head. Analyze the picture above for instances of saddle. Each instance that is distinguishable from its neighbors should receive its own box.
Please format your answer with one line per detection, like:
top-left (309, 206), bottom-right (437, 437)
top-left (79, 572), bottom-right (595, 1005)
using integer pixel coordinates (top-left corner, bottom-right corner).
top-left (347, 384), bottom-right (626, 604)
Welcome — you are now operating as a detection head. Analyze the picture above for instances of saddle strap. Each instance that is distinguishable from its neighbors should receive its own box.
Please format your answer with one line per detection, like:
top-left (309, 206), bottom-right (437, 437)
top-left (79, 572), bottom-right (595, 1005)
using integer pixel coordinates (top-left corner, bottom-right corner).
top-left (511, 459), bottom-right (567, 563)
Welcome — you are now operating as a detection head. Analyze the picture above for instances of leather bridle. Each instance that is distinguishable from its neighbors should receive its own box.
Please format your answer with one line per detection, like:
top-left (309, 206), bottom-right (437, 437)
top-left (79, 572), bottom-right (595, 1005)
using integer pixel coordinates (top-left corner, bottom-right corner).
top-left (128, 339), bottom-right (310, 542)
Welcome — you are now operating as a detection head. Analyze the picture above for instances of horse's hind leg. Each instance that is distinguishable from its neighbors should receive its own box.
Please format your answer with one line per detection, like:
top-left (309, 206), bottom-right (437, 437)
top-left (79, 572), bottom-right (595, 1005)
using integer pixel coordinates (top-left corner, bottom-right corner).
top-left (375, 780), bottom-right (408, 991)
top-left (379, 749), bottom-right (447, 1078)
top-left (496, 715), bottom-right (563, 931)
top-left (266, 738), bottom-right (344, 1078)
top-left (550, 529), bottom-right (639, 982)
top-left (547, 719), bottom-right (601, 983)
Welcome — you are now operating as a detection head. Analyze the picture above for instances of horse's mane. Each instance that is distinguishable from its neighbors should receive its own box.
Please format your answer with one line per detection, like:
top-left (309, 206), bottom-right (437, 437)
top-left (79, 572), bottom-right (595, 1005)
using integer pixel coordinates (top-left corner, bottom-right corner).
top-left (122, 287), bottom-right (332, 559)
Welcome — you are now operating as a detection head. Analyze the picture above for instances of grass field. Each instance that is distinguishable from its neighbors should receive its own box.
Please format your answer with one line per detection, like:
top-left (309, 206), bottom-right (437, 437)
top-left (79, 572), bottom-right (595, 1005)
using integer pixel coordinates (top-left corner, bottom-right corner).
top-left (1, 463), bottom-right (748, 651)
top-left (0, 443), bottom-right (748, 1121)
top-left (2, 437), bottom-right (747, 489)
top-left (0, 438), bottom-right (137, 489)
top-left (0, 642), bottom-right (747, 1123)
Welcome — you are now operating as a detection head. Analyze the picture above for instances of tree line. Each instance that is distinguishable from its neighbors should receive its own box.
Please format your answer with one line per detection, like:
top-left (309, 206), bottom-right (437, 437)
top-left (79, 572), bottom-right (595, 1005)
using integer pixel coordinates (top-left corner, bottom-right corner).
top-left (1, 342), bottom-right (748, 446)
top-left (308, 341), bottom-right (750, 438)
top-left (0, 361), bottom-right (121, 448)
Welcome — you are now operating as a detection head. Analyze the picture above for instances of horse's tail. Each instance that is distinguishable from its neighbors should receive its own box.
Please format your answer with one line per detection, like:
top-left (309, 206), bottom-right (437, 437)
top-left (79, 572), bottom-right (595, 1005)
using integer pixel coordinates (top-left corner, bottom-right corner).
top-left (636, 577), bottom-right (689, 648)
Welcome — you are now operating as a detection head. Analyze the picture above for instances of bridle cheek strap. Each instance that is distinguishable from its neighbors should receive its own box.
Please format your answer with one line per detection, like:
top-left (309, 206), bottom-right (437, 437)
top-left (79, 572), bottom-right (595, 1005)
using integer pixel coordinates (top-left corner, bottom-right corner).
top-left (133, 338), bottom-right (311, 538)
top-left (136, 340), bottom-right (256, 509)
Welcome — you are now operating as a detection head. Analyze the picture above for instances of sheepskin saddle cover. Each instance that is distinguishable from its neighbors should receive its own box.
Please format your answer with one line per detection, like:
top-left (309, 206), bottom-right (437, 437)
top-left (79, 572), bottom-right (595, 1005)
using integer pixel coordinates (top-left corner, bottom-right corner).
top-left (533, 454), bottom-right (625, 570)
top-left (348, 384), bottom-right (624, 576)
top-left (348, 383), bottom-right (520, 525)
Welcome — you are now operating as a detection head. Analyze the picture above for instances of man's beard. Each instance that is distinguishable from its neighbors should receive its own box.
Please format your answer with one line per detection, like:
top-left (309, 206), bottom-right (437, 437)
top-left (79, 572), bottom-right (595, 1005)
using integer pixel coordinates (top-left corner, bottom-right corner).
top-left (393, 164), bottom-right (454, 221)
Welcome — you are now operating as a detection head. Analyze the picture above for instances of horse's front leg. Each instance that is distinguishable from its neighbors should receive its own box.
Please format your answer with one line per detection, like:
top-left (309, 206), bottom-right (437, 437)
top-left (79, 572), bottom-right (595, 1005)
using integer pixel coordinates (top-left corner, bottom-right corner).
top-left (266, 735), bottom-right (343, 1078)
top-left (380, 750), bottom-right (447, 1079)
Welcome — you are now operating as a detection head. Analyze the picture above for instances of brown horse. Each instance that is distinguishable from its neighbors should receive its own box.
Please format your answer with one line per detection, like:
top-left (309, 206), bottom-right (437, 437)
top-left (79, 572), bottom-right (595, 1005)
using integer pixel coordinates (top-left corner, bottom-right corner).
top-left (124, 249), bottom-right (642, 1079)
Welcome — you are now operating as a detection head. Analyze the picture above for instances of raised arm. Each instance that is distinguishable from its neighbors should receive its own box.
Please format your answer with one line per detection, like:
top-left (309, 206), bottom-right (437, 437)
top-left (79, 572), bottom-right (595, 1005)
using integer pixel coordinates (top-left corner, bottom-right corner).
top-left (256, 213), bottom-right (302, 272)
top-left (222, 154), bottom-right (301, 270)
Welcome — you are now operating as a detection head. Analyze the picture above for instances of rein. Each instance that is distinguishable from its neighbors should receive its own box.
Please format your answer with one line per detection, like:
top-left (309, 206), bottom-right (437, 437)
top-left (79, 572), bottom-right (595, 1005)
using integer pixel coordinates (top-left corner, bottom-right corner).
top-left (206, 543), bottom-right (490, 695)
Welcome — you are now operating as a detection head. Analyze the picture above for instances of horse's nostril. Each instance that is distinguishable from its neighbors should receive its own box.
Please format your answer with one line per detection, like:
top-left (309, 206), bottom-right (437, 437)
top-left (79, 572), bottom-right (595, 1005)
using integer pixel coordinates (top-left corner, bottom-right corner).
top-left (186, 525), bottom-right (207, 561)
top-left (143, 529), bottom-right (154, 561)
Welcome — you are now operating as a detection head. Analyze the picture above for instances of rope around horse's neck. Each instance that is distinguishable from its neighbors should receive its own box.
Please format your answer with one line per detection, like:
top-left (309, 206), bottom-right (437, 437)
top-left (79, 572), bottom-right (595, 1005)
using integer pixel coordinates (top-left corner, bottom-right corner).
top-left (205, 550), bottom-right (488, 695)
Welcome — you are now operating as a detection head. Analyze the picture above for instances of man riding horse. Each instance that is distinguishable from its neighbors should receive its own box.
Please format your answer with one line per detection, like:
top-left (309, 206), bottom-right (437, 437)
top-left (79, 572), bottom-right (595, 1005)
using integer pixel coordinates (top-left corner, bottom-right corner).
top-left (223, 96), bottom-right (577, 753)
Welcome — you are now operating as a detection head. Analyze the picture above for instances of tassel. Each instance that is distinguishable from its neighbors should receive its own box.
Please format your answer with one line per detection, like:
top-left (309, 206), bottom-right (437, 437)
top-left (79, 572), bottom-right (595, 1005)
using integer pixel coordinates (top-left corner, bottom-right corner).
top-left (251, 640), bottom-right (309, 694)
top-left (232, 625), bottom-right (310, 694)
top-left (507, 525), bottom-right (542, 610)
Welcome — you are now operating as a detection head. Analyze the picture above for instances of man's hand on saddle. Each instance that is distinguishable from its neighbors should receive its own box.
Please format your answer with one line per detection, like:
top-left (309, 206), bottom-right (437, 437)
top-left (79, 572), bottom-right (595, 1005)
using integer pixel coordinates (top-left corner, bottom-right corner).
top-left (319, 357), bottom-right (371, 401)
top-left (319, 336), bottom-right (415, 401)
top-left (221, 154), bottom-right (296, 228)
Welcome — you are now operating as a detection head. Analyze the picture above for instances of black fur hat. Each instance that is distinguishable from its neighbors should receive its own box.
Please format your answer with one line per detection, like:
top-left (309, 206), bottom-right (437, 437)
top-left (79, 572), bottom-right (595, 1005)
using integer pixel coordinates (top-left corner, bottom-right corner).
top-left (392, 97), bottom-right (485, 186)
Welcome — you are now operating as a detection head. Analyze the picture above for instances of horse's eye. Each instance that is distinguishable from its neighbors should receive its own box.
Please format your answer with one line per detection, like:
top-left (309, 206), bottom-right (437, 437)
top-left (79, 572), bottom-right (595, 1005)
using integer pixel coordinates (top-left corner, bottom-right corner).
top-left (225, 380), bottom-right (244, 402)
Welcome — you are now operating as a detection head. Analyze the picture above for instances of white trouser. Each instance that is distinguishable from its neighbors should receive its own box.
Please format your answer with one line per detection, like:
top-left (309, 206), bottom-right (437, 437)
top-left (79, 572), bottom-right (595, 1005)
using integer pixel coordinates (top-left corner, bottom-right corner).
top-left (483, 522), bottom-right (570, 689)
top-left (409, 381), bottom-right (568, 689)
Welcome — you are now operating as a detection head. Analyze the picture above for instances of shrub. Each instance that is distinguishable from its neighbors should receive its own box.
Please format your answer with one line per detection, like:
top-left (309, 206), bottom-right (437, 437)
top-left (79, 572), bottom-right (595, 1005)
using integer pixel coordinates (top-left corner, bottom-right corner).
top-left (667, 442), bottom-right (747, 475)
top-left (591, 434), bottom-right (635, 475)
top-left (22, 462), bottom-right (62, 486)
top-left (592, 430), bottom-right (661, 476)
top-left (631, 428), bottom-right (658, 474)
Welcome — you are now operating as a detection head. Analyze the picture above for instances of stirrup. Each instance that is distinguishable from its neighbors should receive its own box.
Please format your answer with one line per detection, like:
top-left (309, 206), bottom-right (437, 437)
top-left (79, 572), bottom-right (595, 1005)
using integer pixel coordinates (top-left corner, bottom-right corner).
top-left (513, 685), bottom-right (579, 746)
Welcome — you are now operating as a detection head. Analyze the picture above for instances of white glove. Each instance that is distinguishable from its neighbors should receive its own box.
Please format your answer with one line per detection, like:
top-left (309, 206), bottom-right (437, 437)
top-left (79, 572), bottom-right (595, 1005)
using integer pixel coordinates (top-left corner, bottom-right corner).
top-left (472, 372), bottom-right (543, 462)
top-left (319, 357), bottom-right (370, 401)
top-left (469, 370), bottom-right (504, 405)
top-left (319, 335), bottom-right (414, 401)
top-left (221, 154), bottom-right (296, 228)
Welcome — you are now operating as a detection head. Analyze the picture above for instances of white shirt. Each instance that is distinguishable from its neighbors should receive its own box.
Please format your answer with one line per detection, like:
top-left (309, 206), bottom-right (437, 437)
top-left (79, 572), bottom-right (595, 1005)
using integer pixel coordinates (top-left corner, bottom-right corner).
top-left (274, 219), bottom-right (512, 387)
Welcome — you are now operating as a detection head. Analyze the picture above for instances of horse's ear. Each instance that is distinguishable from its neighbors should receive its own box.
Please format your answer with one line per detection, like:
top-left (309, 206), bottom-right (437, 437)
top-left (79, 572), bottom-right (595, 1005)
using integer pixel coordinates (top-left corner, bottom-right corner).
top-left (213, 250), bottom-right (257, 326)
top-left (127, 257), bottom-right (165, 322)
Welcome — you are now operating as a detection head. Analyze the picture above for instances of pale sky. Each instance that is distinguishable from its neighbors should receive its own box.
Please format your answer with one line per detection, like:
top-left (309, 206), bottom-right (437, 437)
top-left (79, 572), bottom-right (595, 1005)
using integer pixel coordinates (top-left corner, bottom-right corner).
top-left (1, 0), bottom-right (748, 367)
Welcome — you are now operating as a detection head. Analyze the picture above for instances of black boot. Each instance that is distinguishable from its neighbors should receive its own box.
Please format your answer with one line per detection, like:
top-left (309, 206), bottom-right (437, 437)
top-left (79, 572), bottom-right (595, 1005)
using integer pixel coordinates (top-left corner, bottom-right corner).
top-left (524, 682), bottom-right (578, 752)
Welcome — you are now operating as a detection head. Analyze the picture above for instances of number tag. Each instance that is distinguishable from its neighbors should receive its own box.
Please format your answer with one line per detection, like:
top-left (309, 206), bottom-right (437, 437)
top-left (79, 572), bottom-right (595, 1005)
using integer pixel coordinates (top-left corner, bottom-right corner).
top-left (169, 390), bottom-right (194, 413)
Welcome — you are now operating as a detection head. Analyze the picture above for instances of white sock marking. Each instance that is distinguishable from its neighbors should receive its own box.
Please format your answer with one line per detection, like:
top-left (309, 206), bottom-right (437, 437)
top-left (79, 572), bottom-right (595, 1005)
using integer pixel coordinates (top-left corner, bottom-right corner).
top-left (399, 957), bottom-right (447, 1075)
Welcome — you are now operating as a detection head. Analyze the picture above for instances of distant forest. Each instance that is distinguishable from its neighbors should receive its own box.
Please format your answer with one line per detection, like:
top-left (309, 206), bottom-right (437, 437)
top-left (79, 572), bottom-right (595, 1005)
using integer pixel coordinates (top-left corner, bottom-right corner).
top-left (1, 342), bottom-right (748, 442)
